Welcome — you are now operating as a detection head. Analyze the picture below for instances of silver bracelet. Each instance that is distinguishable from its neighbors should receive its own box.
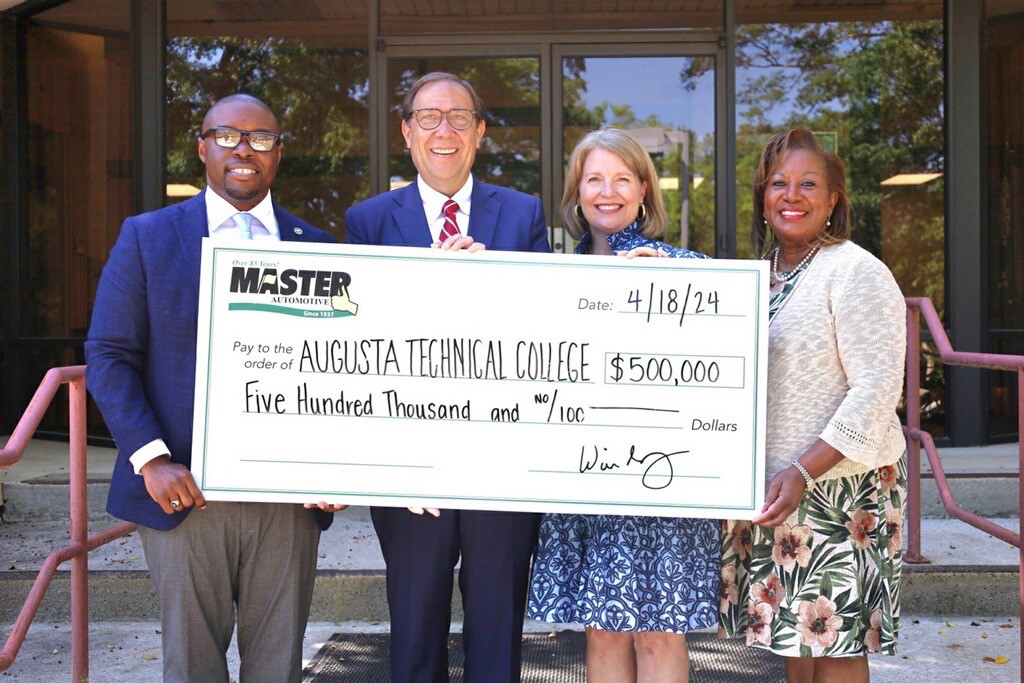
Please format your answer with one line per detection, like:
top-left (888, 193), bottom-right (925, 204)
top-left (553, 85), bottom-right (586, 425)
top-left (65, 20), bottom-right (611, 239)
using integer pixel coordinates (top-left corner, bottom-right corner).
top-left (791, 460), bottom-right (815, 493)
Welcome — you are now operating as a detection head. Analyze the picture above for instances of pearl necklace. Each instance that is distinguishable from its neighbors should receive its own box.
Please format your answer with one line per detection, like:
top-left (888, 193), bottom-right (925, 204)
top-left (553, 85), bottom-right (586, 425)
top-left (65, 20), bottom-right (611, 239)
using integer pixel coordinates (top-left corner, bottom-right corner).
top-left (771, 246), bottom-right (819, 283)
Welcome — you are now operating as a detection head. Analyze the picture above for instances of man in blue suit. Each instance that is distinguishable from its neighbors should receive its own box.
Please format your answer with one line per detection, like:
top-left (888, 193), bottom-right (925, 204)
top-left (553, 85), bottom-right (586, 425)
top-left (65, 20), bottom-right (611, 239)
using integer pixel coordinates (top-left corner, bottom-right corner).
top-left (86, 94), bottom-right (334, 683)
top-left (345, 72), bottom-right (550, 683)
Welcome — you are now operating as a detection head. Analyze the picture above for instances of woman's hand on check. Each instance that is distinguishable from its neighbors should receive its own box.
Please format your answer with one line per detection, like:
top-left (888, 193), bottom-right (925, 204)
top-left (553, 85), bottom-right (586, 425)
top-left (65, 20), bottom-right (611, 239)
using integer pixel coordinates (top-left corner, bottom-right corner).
top-left (408, 507), bottom-right (441, 517)
top-left (431, 235), bottom-right (487, 252)
top-left (617, 246), bottom-right (668, 259)
top-left (304, 502), bottom-right (349, 512)
top-left (750, 467), bottom-right (806, 528)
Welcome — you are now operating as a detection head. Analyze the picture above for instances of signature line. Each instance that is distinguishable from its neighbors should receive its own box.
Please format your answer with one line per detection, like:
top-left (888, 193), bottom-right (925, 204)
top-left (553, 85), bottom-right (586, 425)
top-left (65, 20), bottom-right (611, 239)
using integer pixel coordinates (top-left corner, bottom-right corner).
top-left (588, 406), bottom-right (680, 413)
top-left (529, 469), bottom-right (720, 479)
top-left (241, 458), bottom-right (433, 469)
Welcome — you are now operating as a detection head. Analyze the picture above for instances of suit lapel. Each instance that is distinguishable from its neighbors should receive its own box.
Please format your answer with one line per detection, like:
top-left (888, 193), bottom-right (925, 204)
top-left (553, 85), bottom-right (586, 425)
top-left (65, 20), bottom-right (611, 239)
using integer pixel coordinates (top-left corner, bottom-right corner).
top-left (391, 183), bottom-right (432, 247)
top-left (171, 192), bottom-right (209, 296)
top-left (275, 201), bottom-right (309, 242)
top-left (468, 178), bottom-right (498, 248)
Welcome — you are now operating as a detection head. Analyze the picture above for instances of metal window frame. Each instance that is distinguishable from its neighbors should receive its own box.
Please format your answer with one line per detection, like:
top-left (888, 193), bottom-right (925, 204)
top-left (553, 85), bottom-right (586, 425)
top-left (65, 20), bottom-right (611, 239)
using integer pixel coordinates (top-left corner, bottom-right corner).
top-left (945, 0), bottom-right (988, 444)
top-left (131, 0), bottom-right (165, 214)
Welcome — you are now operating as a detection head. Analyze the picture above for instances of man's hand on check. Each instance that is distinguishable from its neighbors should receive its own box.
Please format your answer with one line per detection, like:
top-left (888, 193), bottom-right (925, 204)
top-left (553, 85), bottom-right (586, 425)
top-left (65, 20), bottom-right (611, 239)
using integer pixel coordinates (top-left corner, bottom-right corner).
top-left (408, 507), bottom-right (441, 517)
top-left (304, 502), bottom-right (349, 512)
top-left (140, 455), bottom-right (207, 514)
top-left (431, 235), bottom-right (487, 252)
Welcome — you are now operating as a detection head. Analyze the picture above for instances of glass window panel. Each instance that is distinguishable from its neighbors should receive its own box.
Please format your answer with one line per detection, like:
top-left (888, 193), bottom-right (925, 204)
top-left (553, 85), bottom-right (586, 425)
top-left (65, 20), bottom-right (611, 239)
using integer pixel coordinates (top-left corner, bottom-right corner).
top-left (21, 0), bottom-right (134, 440)
top-left (15, 343), bottom-right (112, 437)
top-left (24, 15), bottom-right (134, 340)
top-left (387, 57), bottom-right (542, 197)
top-left (381, 1), bottom-right (723, 35)
top-left (563, 56), bottom-right (716, 255)
top-left (988, 338), bottom-right (1021, 440)
top-left (735, 4), bottom-right (946, 436)
top-left (985, 1), bottom-right (1024, 440)
top-left (166, 9), bottom-right (369, 238)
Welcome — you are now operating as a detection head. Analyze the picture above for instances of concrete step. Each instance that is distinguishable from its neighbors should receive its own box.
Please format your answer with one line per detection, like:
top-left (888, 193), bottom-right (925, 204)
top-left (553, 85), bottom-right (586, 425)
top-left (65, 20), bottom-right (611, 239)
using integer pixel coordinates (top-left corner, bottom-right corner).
top-left (2, 439), bottom-right (1020, 522)
top-left (1, 516), bottom-right (1019, 621)
top-left (5, 618), bottom-right (1016, 683)
top-left (3, 565), bottom-right (1018, 624)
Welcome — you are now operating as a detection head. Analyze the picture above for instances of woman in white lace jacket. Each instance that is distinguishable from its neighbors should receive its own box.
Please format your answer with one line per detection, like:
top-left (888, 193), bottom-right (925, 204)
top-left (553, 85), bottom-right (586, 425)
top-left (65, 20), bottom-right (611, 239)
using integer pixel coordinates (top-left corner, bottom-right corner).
top-left (719, 128), bottom-right (906, 683)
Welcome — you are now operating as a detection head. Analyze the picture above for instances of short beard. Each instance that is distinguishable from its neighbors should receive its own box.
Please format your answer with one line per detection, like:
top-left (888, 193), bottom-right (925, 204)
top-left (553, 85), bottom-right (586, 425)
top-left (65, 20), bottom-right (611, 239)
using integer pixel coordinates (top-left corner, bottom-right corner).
top-left (226, 185), bottom-right (260, 201)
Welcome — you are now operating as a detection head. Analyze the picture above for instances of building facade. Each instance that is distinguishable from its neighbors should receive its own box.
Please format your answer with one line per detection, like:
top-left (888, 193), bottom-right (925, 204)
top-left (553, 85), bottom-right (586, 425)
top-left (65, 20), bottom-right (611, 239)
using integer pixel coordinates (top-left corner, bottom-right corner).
top-left (1, 0), bottom-right (1021, 445)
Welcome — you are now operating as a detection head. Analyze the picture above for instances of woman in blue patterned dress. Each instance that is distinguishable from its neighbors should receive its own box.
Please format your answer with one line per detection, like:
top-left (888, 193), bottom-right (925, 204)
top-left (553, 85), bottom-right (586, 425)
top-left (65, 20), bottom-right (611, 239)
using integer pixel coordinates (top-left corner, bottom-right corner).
top-left (527, 128), bottom-right (720, 682)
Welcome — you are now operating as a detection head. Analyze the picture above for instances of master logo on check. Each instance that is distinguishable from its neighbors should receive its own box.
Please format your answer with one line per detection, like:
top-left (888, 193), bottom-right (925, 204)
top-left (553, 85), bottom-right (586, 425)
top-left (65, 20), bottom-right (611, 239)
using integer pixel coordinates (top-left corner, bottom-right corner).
top-left (226, 264), bottom-right (359, 319)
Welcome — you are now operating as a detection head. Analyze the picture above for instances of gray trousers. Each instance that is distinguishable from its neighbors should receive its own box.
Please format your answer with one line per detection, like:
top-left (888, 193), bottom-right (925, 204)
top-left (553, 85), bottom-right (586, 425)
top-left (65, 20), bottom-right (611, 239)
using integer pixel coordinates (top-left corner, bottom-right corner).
top-left (137, 502), bottom-right (321, 683)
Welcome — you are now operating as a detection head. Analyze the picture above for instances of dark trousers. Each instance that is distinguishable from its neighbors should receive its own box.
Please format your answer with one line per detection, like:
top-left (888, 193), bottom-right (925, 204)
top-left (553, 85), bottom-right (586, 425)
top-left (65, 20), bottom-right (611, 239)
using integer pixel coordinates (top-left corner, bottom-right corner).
top-left (371, 507), bottom-right (541, 683)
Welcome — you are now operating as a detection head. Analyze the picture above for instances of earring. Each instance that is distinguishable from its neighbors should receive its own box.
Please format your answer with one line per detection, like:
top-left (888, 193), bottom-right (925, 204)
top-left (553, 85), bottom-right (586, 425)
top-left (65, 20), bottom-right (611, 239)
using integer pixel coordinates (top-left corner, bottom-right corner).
top-left (827, 217), bottom-right (832, 228)
top-left (759, 217), bottom-right (775, 259)
top-left (575, 204), bottom-right (585, 221)
top-left (637, 204), bottom-right (647, 222)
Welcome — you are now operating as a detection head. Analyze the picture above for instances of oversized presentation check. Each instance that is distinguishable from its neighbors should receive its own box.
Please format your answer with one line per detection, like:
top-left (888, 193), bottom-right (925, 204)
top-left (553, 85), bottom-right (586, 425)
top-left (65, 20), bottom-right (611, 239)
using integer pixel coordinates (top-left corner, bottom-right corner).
top-left (192, 241), bottom-right (768, 519)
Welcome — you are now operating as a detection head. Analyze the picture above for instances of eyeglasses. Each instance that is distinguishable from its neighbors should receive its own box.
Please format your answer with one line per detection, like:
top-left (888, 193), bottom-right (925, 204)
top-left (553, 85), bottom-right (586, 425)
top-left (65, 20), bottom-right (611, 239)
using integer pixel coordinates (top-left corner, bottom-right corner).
top-left (408, 108), bottom-right (478, 131)
top-left (200, 127), bottom-right (281, 152)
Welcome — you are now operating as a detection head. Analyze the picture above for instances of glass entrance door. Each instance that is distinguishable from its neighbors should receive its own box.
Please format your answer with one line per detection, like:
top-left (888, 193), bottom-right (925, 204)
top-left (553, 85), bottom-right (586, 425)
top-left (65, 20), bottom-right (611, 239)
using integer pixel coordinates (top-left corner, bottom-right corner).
top-left (554, 45), bottom-right (719, 255)
top-left (378, 40), bottom-right (722, 254)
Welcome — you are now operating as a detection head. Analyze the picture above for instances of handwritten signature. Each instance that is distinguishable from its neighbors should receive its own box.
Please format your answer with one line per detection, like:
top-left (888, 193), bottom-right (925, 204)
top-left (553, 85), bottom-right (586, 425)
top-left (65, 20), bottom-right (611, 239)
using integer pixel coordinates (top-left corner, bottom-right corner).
top-left (578, 445), bottom-right (691, 490)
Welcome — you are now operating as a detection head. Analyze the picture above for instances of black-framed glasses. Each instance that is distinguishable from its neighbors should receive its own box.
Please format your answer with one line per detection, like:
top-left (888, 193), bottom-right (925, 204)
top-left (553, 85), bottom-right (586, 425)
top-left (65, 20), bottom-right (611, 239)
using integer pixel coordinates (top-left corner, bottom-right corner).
top-left (408, 108), bottom-right (478, 131)
top-left (200, 127), bottom-right (281, 152)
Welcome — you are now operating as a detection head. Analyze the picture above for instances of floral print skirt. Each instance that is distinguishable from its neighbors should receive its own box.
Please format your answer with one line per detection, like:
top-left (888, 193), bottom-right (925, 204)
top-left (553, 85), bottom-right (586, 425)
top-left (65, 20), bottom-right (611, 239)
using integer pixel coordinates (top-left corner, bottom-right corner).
top-left (719, 457), bottom-right (906, 658)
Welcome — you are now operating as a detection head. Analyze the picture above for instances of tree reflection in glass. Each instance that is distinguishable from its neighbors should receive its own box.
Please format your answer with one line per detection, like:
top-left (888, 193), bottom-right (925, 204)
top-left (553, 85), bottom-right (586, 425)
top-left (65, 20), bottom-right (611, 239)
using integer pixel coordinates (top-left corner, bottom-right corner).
top-left (166, 37), bottom-right (370, 239)
top-left (387, 58), bottom-right (542, 198)
top-left (563, 56), bottom-right (717, 255)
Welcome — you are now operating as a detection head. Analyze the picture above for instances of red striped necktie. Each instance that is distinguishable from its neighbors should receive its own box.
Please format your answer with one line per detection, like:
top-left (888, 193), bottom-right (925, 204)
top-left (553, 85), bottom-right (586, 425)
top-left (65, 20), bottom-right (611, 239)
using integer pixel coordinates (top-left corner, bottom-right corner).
top-left (440, 199), bottom-right (461, 241)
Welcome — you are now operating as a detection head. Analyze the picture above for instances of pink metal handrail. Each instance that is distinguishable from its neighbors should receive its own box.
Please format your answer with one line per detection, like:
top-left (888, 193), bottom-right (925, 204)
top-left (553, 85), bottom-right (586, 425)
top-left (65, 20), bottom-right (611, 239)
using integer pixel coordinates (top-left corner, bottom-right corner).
top-left (903, 297), bottom-right (1024, 680)
top-left (0, 366), bottom-right (137, 682)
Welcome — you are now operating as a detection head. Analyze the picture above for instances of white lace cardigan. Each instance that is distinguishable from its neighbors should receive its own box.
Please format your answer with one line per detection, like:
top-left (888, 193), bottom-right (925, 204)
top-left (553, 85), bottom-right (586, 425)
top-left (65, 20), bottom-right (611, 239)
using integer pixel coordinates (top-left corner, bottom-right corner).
top-left (766, 239), bottom-right (907, 482)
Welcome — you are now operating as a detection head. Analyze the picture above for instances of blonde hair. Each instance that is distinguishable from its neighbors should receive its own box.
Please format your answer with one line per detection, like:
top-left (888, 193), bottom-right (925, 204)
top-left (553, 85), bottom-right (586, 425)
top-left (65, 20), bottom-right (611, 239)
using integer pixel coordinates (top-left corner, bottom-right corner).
top-left (561, 128), bottom-right (667, 241)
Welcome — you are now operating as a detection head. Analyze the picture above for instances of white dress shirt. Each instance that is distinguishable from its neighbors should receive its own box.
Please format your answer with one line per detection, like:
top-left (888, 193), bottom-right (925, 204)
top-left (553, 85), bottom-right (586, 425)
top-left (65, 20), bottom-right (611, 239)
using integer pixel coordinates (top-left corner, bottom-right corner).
top-left (128, 188), bottom-right (280, 474)
top-left (417, 174), bottom-right (473, 243)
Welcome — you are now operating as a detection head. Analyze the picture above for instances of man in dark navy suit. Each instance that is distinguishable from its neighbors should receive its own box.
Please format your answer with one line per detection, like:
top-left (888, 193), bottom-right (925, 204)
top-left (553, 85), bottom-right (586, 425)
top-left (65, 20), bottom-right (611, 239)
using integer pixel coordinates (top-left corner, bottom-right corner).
top-left (345, 72), bottom-right (550, 683)
top-left (86, 94), bottom-right (335, 683)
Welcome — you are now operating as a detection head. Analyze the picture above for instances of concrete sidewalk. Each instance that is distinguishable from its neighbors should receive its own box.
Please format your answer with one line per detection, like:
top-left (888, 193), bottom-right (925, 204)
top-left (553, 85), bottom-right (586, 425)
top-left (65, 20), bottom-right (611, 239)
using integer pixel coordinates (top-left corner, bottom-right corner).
top-left (0, 618), bottom-right (1017, 682)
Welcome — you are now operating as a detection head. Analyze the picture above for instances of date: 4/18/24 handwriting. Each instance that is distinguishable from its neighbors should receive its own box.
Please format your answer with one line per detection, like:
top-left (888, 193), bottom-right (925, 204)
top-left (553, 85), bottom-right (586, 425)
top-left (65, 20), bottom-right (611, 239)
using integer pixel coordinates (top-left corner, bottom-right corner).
top-left (626, 283), bottom-right (719, 325)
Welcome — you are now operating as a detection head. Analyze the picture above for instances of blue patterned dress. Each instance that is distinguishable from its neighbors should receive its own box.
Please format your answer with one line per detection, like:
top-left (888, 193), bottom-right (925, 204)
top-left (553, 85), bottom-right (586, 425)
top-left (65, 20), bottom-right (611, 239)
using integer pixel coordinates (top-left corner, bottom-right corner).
top-left (527, 222), bottom-right (721, 633)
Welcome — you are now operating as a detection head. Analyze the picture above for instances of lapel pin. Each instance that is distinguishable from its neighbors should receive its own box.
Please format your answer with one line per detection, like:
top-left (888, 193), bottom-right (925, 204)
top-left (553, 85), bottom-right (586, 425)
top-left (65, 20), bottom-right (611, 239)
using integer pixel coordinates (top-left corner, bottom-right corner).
top-left (293, 227), bottom-right (304, 235)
